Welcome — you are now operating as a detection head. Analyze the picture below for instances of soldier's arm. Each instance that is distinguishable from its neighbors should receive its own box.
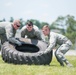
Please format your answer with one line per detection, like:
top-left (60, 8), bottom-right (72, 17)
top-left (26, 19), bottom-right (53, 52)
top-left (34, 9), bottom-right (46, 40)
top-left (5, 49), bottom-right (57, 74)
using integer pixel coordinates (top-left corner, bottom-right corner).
top-left (35, 30), bottom-right (42, 40)
top-left (20, 26), bottom-right (26, 38)
top-left (8, 37), bottom-right (22, 46)
top-left (21, 30), bottom-right (26, 38)
top-left (6, 25), bottom-right (22, 46)
top-left (6, 26), bottom-right (14, 39)
top-left (46, 34), bottom-right (56, 51)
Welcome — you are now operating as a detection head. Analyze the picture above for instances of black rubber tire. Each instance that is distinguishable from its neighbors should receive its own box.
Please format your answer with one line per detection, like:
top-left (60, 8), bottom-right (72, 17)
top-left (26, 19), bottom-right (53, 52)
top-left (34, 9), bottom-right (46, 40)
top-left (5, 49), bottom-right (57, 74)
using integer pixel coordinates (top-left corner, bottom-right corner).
top-left (1, 38), bottom-right (53, 65)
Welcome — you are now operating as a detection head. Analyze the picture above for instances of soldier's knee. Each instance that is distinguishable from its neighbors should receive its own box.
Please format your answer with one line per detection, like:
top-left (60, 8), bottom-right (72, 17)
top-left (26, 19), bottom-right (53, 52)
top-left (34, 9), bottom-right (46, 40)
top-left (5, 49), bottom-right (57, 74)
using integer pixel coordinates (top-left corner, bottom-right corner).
top-left (66, 40), bottom-right (73, 47)
top-left (55, 49), bottom-right (60, 55)
top-left (55, 51), bottom-right (62, 59)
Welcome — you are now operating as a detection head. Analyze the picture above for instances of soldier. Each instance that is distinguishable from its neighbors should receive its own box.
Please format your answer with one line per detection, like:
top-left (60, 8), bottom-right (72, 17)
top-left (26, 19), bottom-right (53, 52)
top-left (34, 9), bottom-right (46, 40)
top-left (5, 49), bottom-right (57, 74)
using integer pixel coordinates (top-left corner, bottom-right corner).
top-left (21, 21), bottom-right (42, 40)
top-left (42, 25), bottom-right (73, 67)
top-left (0, 20), bottom-right (22, 46)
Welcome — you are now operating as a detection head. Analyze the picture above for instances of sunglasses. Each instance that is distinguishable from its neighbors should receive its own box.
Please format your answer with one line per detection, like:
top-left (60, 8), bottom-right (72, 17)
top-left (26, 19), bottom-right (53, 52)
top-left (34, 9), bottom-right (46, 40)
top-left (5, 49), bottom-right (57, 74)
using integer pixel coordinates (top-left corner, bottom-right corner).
top-left (16, 24), bottom-right (20, 27)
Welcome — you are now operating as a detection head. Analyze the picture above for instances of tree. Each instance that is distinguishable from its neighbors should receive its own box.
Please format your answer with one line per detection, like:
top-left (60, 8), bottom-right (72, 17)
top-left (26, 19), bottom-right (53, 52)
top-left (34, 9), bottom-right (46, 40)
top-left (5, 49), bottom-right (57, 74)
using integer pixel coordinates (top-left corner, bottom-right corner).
top-left (40, 22), bottom-right (49, 29)
top-left (0, 18), bottom-right (6, 22)
top-left (50, 22), bottom-right (57, 29)
top-left (66, 15), bottom-right (76, 31)
top-left (51, 16), bottom-right (66, 34)
top-left (65, 15), bottom-right (76, 44)
top-left (9, 17), bottom-right (14, 22)
top-left (19, 18), bottom-right (25, 29)
top-left (3, 18), bottom-right (6, 22)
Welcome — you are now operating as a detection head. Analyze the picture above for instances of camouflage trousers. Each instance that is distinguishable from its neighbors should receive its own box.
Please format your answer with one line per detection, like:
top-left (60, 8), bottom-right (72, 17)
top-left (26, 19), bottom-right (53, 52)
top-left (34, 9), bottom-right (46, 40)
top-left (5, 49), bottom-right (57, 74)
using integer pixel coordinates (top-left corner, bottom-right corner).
top-left (0, 27), bottom-right (7, 44)
top-left (55, 40), bottom-right (72, 65)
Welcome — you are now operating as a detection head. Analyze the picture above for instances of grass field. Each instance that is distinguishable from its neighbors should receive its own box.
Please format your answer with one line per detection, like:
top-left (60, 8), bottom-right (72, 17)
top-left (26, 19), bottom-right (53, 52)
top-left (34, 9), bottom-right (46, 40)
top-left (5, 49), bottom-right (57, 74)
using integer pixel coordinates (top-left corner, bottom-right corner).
top-left (0, 55), bottom-right (76, 75)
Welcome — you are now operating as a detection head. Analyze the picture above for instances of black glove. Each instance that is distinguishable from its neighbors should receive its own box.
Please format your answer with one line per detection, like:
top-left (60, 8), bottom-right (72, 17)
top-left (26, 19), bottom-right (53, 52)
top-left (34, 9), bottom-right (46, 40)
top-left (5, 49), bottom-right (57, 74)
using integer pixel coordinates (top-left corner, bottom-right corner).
top-left (8, 37), bottom-right (22, 46)
top-left (15, 40), bottom-right (22, 46)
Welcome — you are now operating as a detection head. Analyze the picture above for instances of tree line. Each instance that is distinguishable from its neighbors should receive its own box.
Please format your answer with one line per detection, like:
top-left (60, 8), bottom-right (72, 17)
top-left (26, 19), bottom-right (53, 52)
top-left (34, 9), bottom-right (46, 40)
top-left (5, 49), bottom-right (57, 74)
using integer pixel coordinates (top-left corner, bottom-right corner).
top-left (0, 15), bottom-right (76, 45)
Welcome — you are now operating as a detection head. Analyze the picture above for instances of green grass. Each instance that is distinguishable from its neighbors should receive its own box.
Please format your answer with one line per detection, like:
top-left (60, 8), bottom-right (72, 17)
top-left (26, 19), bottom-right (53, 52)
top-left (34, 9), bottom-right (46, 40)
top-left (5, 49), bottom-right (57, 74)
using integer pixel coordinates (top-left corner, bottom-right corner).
top-left (0, 55), bottom-right (76, 75)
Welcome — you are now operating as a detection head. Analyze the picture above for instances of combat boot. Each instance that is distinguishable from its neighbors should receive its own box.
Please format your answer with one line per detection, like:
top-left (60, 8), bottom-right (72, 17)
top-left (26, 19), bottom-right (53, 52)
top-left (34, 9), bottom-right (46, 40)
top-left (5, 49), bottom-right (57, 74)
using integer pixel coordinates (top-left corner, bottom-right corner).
top-left (66, 63), bottom-right (73, 67)
top-left (59, 62), bottom-right (64, 66)
top-left (64, 60), bottom-right (73, 67)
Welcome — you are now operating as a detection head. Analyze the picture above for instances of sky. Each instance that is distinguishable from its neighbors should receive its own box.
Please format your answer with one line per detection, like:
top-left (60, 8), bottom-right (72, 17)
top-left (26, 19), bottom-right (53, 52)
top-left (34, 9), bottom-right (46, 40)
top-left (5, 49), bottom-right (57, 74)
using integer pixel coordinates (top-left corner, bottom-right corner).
top-left (0, 0), bottom-right (76, 24)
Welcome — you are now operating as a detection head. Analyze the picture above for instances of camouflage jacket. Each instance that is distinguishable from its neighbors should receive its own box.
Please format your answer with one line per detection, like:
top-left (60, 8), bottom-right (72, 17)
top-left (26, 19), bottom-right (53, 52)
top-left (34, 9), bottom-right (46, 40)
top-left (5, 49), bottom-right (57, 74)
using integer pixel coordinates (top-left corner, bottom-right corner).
top-left (0, 22), bottom-right (16, 39)
top-left (43, 31), bottom-right (72, 50)
top-left (21, 25), bottom-right (42, 40)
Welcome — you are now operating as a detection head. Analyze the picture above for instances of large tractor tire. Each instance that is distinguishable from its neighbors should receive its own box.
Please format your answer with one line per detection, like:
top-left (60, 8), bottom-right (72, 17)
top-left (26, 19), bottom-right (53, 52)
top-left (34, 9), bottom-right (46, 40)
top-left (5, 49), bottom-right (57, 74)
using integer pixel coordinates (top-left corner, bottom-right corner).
top-left (1, 38), bottom-right (53, 65)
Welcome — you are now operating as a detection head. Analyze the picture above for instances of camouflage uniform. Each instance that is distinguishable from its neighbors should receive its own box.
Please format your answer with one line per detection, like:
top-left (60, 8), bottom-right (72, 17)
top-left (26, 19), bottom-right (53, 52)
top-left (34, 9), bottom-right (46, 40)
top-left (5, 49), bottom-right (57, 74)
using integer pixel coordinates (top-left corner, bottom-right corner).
top-left (44, 31), bottom-right (73, 66)
top-left (0, 22), bottom-right (15, 44)
top-left (21, 25), bottom-right (42, 40)
top-left (0, 22), bottom-right (21, 46)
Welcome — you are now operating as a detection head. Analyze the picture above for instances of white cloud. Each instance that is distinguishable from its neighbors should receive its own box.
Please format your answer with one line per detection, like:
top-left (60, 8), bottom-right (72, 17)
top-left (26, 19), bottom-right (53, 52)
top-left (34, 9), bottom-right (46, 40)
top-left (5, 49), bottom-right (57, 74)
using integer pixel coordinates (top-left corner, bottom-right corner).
top-left (26, 10), bottom-right (33, 15)
top-left (5, 2), bottom-right (13, 7)
top-left (22, 10), bottom-right (34, 16)
top-left (42, 13), bottom-right (49, 17)
top-left (41, 3), bottom-right (49, 8)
